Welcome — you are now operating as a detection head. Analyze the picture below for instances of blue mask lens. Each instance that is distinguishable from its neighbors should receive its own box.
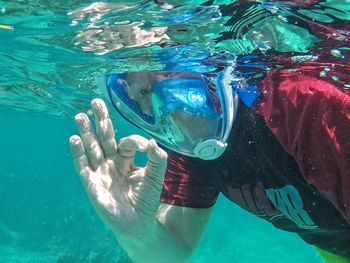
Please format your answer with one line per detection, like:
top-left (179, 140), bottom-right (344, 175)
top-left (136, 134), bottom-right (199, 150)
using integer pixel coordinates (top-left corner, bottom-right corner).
top-left (153, 77), bottom-right (221, 121)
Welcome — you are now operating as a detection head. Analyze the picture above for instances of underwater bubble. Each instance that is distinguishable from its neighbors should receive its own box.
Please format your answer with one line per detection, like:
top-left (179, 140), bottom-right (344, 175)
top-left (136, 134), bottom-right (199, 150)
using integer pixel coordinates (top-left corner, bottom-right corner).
top-left (319, 71), bottom-right (327, 77)
top-left (331, 75), bottom-right (340, 81)
top-left (331, 49), bottom-right (344, 58)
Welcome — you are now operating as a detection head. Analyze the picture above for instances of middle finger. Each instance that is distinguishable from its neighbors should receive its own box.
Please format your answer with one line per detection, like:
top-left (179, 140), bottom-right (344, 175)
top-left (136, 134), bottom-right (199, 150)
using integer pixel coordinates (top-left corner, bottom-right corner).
top-left (91, 98), bottom-right (118, 158)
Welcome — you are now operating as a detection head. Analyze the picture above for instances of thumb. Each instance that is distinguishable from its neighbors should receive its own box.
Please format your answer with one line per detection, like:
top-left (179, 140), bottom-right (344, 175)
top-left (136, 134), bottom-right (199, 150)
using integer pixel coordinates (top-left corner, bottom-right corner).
top-left (145, 139), bottom-right (168, 182)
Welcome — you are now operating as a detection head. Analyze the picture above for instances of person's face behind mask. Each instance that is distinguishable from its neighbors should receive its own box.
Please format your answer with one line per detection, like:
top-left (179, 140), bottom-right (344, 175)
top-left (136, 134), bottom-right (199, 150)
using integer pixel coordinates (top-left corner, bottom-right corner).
top-left (122, 71), bottom-right (219, 144)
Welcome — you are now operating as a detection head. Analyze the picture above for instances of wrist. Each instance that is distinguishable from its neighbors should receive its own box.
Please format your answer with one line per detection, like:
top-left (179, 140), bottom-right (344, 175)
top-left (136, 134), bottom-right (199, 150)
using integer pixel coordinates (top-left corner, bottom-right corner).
top-left (113, 219), bottom-right (162, 260)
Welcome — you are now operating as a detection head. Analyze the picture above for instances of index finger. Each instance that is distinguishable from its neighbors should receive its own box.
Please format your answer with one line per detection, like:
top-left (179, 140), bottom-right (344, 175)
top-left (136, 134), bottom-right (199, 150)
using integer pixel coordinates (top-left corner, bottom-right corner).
top-left (116, 135), bottom-right (149, 172)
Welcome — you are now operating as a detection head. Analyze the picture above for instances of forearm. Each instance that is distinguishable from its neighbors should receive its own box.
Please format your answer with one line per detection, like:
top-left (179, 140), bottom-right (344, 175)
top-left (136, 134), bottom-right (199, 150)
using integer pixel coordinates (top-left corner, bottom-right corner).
top-left (112, 203), bottom-right (213, 263)
top-left (114, 219), bottom-right (194, 263)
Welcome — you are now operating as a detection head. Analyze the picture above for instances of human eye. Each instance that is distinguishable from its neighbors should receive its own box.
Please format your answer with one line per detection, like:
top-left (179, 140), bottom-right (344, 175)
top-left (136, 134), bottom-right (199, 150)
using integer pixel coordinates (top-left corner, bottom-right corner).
top-left (139, 84), bottom-right (152, 96)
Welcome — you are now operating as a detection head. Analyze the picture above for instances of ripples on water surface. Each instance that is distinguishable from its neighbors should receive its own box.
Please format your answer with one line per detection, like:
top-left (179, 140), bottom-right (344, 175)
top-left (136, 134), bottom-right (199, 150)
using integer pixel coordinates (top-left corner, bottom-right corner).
top-left (0, 0), bottom-right (350, 116)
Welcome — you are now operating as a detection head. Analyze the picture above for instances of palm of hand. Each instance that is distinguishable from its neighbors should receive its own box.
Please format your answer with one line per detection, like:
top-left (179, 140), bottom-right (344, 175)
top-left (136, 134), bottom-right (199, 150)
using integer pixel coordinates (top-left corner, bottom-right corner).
top-left (70, 99), bottom-right (167, 235)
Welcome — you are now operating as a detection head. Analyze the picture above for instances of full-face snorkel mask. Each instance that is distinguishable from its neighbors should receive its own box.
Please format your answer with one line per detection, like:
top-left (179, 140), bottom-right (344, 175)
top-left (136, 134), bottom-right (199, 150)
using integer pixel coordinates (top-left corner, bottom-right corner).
top-left (98, 46), bottom-right (238, 160)
top-left (97, 47), bottom-right (239, 160)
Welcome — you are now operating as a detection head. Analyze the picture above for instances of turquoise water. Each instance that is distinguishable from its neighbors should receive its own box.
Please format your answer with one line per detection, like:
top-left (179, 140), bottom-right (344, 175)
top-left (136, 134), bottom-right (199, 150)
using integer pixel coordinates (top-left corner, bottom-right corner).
top-left (1, 0), bottom-right (349, 262)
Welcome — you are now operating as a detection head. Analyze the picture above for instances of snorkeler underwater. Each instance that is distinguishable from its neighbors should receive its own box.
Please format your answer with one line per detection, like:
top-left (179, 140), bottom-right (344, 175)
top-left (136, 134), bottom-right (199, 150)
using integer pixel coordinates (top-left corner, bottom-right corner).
top-left (1, 0), bottom-right (350, 262)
